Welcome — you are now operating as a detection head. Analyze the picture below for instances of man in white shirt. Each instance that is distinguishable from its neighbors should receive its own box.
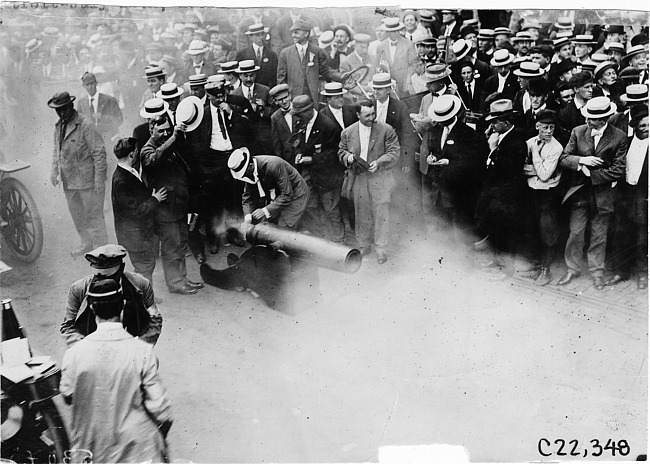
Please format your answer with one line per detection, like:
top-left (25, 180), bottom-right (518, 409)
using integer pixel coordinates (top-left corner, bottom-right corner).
top-left (606, 105), bottom-right (649, 289)
top-left (338, 100), bottom-right (400, 263)
top-left (523, 110), bottom-right (563, 286)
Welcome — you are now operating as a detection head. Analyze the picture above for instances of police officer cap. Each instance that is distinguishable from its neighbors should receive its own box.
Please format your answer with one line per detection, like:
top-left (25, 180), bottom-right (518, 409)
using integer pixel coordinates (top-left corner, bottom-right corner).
top-left (85, 244), bottom-right (127, 269)
top-left (87, 278), bottom-right (122, 302)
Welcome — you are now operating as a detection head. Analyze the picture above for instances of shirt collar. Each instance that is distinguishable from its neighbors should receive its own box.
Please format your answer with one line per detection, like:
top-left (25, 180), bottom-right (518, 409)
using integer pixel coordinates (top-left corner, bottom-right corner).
top-left (96, 321), bottom-right (123, 331)
top-left (329, 104), bottom-right (342, 113)
top-left (253, 43), bottom-right (263, 53)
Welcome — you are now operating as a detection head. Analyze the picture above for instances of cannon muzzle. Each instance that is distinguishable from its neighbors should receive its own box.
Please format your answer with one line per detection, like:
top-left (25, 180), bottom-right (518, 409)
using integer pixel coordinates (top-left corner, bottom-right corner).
top-left (240, 222), bottom-right (362, 274)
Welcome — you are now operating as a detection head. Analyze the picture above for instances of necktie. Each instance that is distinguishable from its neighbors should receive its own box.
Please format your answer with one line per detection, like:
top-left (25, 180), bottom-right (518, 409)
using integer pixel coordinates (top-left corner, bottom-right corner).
top-left (299, 46), bottom-right (305, 62)
top-left (591, 129), bottom-right (604, 148)
top-left (59, 121), bottom-right (67, 150)
top-left (217, 109), bottom-right (227, 139)
top-left (256, 47), bottom-right (262, 64)
top-left (466, 83), bottom-right (472, 102)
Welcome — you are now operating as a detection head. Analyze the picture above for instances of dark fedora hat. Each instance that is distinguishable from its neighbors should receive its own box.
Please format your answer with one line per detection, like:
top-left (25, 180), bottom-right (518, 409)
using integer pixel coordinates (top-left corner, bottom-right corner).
top-left (290, 95), bottom-right (313, 115)
top-left (47, 91), bottom-right (76, 108)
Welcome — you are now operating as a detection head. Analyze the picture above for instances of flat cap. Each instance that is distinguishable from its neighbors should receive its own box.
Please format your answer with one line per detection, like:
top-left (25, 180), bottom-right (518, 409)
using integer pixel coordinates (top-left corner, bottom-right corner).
top-left (269, 83), bottom-right (290, 98)
top-left (85, 244), bottom-right (127, 269)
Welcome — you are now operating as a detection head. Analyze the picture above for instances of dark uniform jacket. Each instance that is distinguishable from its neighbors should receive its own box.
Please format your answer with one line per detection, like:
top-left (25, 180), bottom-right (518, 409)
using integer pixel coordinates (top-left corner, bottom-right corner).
top-left (61, 271), bottom-right (162, 348)
top-left (112, 165), bottom-right (159, 252)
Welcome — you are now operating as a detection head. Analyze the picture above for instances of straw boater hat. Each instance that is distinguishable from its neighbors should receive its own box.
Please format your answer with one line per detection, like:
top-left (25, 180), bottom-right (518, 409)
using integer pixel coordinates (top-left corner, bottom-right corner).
top-left (318, 30), bottom-right (334, 49)
top-left (522, 18), bottom-right (541, 31)
top-left (512, 31), bottom-right (533, 43)
top-left (236, 60), bottom-right (260, 74)
top-left (427, 94), bottom-right (462, 122)
top-left (553, 37), bottom-right (571, 50)
top-left (220, 61), bottom-right (239, 73)
top-left (188, 74), bottom-right (207, 88)
top-left (514, 61), bottom-right (545, 78)
top-left (555, 30), bottom-right (574, 40)
top-left (605, 42), bottom-right (625, 54)
top-left (494, 27), bottom-right (512, 37)
top-left (451, 39), bottom-right (471, 60)
top-left (382, 17), bottom-right (405, 32)
top-left (320, 82), bottom-right (347, 96)
top-left (140, 98), bottom-right (169, 119)
top-left (371, 72), bottom-right (395, 88)
top-left (620, 84), bottom-right (649, 103)
top-left (354, 33), bottom-right (372, 44)
top-left (245, 23), bottom-right (265, 36)
top-left (590, 53), bottom-right (609, 64)
top-left (419, 11), bottom-right (435, 23)
top-left (485, 99), bottom-right (516, 122)
top-left (421, 64), bottom-right (451, 83)
top-left (581, 96), bottom-right (617, 119)
top-left (175, 96), bottom-right (204, 132)
top-left (554, 16), bottom-right (574, 30)
top-left (624, 44), bottom-right (645, 61)
top-left (594, 61), bottom-right (617, 79)
top-left (25, 38), bottom-right (43, 55)
top-left (47, 91), bottom-right (76, 108)
top-left (572, 34), bottom-right (596, 45)
top-left (228, 147), bottom-right (252, 180)
top-left (156, 82), bottom-right (184, 100)
top-left (187, 39), bottom-right (209, 55)
top-left (142, 66), bottom-right (166, 79)
top-left (204, 80), bottom-right (228, 96)
top-left (478, 29), bottom-right (495, 40)
top-left (490, 48), bottom-right (515, 67)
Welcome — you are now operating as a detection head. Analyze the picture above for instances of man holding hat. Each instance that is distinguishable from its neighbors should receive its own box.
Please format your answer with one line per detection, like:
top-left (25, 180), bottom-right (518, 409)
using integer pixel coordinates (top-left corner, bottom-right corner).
top-left (60, 244), bottom-right (163, 347)
top-left (228, 147), bottom-right (309, 230)
top-left (415, 64), bottom-right (455, 128)
top-left (60, 277), bottom-right (172, 464)
top-left (372, 17), bottom-right (419, 98)
top-left (338, 99), bottom-right (400, 264)
top-left (235, 23), bottom-right (278, 88)
top-left (606, 105), bottom-right (648, 290)
top-left (557, 96), bottom-right (627, 290)
top-left (523, 109), bottom-right (564, 285)
top-left (288, 94), bottom-right (345, 241)
top-left (277, 18), bottom-right (343, 110)
top-left (419, 94), bottom-right (487, 244)
top-left (49, 91), bottom-right (109, 257)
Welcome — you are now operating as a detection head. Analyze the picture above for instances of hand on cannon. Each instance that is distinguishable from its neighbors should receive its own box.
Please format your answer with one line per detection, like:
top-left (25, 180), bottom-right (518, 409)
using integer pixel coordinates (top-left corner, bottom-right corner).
top-left (251, 209), bottom-right (267, 223)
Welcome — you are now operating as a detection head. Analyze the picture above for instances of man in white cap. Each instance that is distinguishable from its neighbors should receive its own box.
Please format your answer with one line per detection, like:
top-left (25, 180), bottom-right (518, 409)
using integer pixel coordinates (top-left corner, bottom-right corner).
top-left (557, 96), bottom-right (627, 290)
top-left (185, 39), bottom-right (217, 78)
top-left (419, 94), bottom-right (487, 245)
top-left (277, 18), bottom-right (343, 109)
top-left (372, 17), bottom-right (418, 98)
top-left (228, 147), bottom-right (309, 230)
top-left (338, 99), bottom-right (400, 264)
top-left (269, 83), bottom-right (295, 163)
top-left (235, 23), bottom-right (278, 88)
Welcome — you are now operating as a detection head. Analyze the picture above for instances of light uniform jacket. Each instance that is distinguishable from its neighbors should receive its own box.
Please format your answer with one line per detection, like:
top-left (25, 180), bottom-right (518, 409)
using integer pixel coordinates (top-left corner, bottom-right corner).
top-left (51, 110), bottom-right (107, 190)
top-left (60, 323), bottom-right (172, 464)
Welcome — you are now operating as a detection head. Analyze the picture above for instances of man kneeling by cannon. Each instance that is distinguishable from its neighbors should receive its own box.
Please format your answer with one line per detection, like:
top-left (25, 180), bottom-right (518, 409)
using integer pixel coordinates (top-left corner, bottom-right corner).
top-left (199, 148), bottom-right (361, 313)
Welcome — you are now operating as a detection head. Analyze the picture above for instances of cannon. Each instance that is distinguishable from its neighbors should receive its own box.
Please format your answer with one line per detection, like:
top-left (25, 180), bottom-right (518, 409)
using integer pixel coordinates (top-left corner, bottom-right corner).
top-left (201, 223), bottom-right (362, 314)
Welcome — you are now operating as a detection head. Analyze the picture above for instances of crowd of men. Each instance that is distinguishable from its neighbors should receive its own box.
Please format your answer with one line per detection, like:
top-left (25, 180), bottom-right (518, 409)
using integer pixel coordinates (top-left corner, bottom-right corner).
top-left (4, 6), bottom-right (647, 461)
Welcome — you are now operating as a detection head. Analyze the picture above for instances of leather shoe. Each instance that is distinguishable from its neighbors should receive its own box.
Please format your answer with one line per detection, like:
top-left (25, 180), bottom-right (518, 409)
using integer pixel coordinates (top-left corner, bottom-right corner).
top-left (186, 280), bottom-right (204, 289)
top-left (71, 243), bottom-right (94, 257)
top-left (638, 276), bottom-right (648, 290)
top-left (557, 271), bottom-right (580, 286)
top-left (604, 274), bottom-right (626, 286)
top-left (196, 253), bottom-right (206, 264)
top-left (376, 251), bottom-right (388, 264)
top-left (535, 267), bottom-right (552, 286)
top-left (593, 276), bottom-right (605, 290)
top-left (171, 284), bottom-right (197, 295)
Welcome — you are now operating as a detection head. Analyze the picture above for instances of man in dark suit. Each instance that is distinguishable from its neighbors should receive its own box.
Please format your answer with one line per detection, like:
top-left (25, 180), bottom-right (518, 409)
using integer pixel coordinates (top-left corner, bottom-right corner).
top-left (78, 72), bottom-right (123, 146)
top-left (481, 49), bottom-right (519, 106)
top-left (231, 59), bottom-right (272, 153)
top-left (474, 99), bottom-right (528, 279)
top-left (338, 99), bottom-right (400, 264)
top-left (604, 105), bottom-right (648, 289)
top-left (289, 95), bottom-right (345, 241)
top-left (277, 18), bottom-right (342, 110)
top-left (235, 23), bottom-right (278, 89)
top-left (269, 84), bottom-right (295, 163)
top-left (319, 83), bottom-right (358, 132)
top-left (439, 9), bottom-right (462, 40)
top-left (455, 60), bottom-right (484, 113)
top-left (420, 95), bottom-right (487, 245)
top-left (141, 115), bottom-right (203, 296)
top-left (558, 71), bottom-right (594, 132)
top-left (450, 38), bottom-right (491, 89)
top-left (111, 137), bottom-right (166, 284)
top-left (557, 97), bottom-right (628, 290)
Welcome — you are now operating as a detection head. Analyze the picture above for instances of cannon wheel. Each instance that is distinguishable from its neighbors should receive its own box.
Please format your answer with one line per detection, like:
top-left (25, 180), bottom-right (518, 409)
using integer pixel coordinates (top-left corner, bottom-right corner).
top-left (0, 177), bottom-right (43, 263)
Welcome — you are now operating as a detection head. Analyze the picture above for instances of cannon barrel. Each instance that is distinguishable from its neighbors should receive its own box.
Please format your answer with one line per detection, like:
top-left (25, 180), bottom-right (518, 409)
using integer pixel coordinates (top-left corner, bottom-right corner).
top-left (241, 222), bottom-right (362, 274)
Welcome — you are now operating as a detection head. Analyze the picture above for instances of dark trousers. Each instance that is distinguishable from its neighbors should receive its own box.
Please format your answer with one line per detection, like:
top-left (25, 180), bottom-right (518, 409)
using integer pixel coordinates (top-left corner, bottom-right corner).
top-left (155, 218), bottom-right (188, 291)
top-left (531, 187), bottom-right (560, 268)
top-left (609, 186), bottom-right (648, 277)
top-left (127, 247), bottom-right (157, 285)
top-left (304, 185), bottom-right (345, 241)
top-left (565, 197), bottom-right (611, 277)
top-left (64, 187), bottom-right (108, 247)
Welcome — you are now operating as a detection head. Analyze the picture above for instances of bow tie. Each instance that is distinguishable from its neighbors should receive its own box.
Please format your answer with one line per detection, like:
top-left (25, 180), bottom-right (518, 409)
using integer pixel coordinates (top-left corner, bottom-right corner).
top-left (389, 40), bottom-right (398, 47)
top-left (591, 128), bottom-right (605, 138)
